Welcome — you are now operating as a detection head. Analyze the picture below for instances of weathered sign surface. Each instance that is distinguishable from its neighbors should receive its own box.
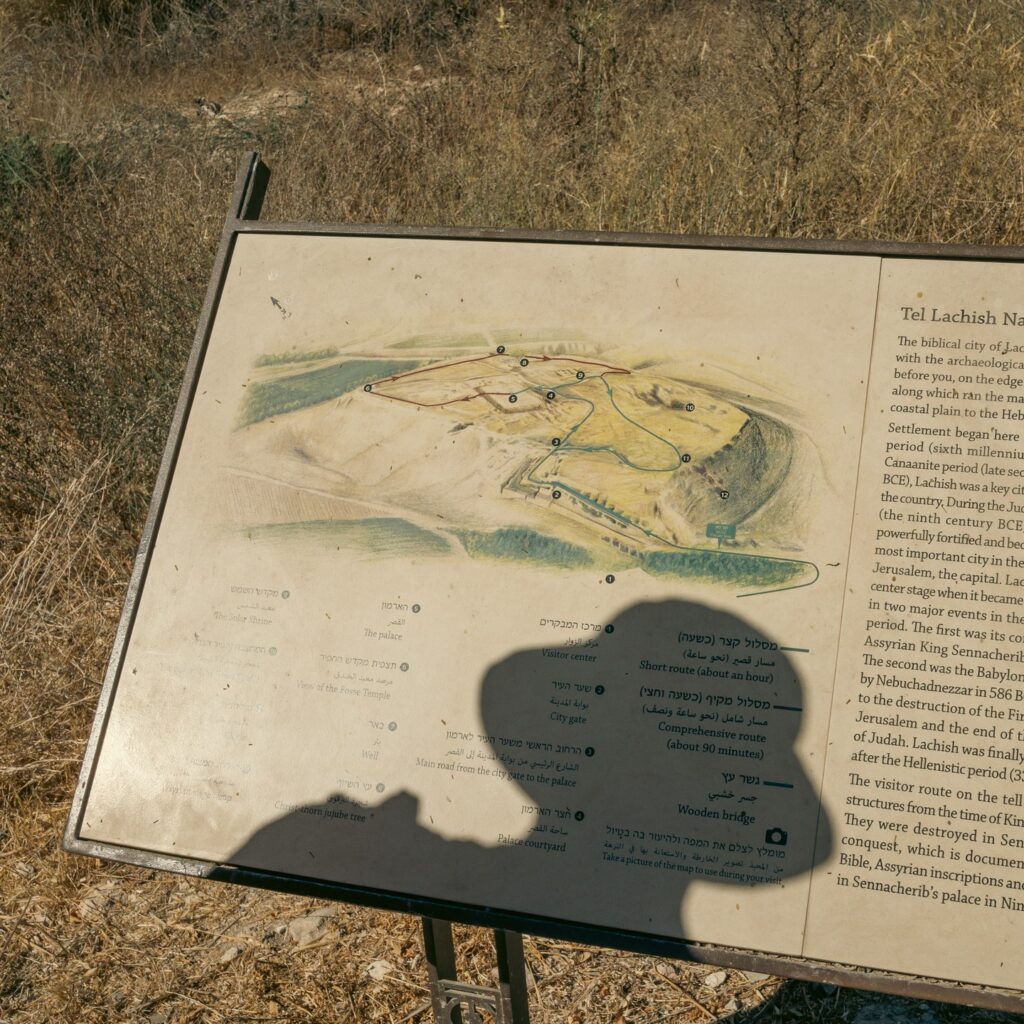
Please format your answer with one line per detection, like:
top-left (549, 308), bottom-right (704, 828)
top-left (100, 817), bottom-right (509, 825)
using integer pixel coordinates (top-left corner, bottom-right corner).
top-left (67, 157), bottom-right (1024, 1012)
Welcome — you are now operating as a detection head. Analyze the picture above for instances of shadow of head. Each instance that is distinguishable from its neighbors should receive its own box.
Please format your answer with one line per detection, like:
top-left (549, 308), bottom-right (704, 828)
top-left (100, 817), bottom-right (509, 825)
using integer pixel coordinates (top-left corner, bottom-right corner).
top-left (226, 598), bottom-right (830, 942)
top-left (476, 598), bottom-right (830, 933)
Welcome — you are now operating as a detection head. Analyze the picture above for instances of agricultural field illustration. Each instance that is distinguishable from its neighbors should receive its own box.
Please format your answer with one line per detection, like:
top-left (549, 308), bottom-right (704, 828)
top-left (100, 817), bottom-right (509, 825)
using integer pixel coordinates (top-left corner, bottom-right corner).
top-left (227, 336), bottom-right (821, 594)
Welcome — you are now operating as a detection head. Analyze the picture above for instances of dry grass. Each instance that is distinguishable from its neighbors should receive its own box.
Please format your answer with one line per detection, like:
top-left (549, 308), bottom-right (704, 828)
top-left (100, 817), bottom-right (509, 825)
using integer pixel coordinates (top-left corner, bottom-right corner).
top-left (5, 1), bottom-right (1024, 1021)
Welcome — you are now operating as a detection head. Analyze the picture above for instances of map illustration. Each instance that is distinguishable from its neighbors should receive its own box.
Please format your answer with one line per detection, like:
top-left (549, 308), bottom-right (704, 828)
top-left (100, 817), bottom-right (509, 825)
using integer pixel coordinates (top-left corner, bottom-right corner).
top-left (226, 335), bottom-right (821, 595)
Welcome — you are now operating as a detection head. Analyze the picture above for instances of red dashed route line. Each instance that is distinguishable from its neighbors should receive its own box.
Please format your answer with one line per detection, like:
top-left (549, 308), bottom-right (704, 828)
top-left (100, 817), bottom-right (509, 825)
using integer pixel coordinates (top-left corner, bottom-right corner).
top-left (363, 352), bottom-right (632, 410)
top-left (365, 389), bottom-right (520, 409)
top-left (372, 352), bottom-right (495, 385)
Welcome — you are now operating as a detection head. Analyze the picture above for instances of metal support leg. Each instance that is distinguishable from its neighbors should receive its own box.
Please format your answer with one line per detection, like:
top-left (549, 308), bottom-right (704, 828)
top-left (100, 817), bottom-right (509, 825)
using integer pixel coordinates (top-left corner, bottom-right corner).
top-left (421, 918), bottom-right (530, 1024)
top-left (423, 917), bottom-right (461, 1024)
top-left (494, 929), bottom-right (530, 1023)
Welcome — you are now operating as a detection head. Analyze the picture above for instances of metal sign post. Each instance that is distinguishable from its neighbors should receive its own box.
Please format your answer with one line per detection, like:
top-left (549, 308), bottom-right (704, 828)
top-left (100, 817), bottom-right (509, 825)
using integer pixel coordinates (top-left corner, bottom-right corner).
top-left (422, 919), bottom-right (530, 1023)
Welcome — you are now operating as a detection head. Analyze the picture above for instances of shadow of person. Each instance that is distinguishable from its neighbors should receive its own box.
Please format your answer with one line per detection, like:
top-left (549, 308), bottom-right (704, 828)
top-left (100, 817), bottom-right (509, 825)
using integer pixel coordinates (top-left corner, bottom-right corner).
top-left (222, 599), bottom-right (831, 948)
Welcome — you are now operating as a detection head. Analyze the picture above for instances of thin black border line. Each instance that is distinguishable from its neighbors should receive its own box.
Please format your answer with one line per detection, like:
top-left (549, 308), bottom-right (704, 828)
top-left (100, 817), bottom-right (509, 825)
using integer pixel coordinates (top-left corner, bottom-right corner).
top-left (63, 152), bottom-right (1024, 1015)
top-left (798, 257), bottom-right (887, 954)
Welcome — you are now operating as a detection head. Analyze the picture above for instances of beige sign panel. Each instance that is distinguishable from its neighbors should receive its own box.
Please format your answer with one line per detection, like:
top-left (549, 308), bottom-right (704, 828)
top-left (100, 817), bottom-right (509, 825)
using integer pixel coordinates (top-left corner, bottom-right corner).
top-left (68, 192), bottom-right (1024, 1007)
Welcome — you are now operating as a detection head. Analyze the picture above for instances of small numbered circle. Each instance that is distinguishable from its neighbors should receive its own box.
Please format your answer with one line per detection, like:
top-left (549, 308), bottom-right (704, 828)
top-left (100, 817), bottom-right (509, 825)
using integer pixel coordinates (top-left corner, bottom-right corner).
top-left (720, 490), bottom-right (729, 500)
top-left (686, 402), bottom-right (695, 412)
top-left (364, 384), bottom-right (372, 392)
top-left (508, 394), bottom-right (518, 404)
top-left (574, 811), bottom-right (585, 822)
top-left (552, 438), bottom-right (561, 447)
top-left (546, 391), bottom-right (556, 400)
top-left (400, 662), bottom-right (409, 672)
top-left (412, 604), bottom-right (421, 614)
top-left (281, 590), bottom-right (290, 599)
top-left (595, 685), bottom-right (605, 695)
top-left (376, 783), bottom-right (385, 793)
top-left (604, 624), bottom-right (615, 634)
top-left (388, 722), bottom-right (398, 732)
top-left (605, 574), bottom-right (615, 584)
top-left (520, 358), bottom-right (529, 367)
top-left (576, 370), bottom-right (585, 380)
top-left (497, 345), bottom-right (506, 354)
top-left (681, 453), bottom-right (691, 463)
top-left (552, 489), bottom-right (562, 499)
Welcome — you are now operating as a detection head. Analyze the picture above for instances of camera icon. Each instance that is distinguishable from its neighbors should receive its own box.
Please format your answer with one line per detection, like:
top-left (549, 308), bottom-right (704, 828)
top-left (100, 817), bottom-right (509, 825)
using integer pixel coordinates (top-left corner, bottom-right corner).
top-left (764, 827), bottom-right (788, 847)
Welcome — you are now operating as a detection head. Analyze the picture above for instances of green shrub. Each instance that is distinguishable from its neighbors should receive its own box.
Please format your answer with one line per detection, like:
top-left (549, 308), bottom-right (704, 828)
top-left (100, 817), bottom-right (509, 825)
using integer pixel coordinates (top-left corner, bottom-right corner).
top-left (0, 134), bottom-right (75, 208)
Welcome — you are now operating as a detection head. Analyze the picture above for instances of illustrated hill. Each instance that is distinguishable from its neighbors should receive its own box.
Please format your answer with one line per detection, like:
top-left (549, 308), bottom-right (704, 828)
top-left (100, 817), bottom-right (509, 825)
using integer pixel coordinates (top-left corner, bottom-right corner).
top-left (225, 341), bottom-right (820, 594)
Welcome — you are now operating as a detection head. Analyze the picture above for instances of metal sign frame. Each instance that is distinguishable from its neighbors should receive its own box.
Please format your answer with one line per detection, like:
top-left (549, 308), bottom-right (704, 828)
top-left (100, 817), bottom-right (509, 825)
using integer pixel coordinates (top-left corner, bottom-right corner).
top-left (64, 152), bottom-right (1024, 1014)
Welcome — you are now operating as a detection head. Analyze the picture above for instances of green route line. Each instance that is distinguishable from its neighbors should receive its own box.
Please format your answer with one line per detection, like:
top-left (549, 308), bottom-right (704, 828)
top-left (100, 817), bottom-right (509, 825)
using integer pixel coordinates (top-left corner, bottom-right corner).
top-left (521, 372), bottom-right (819, 598)
top-left (526, 377), bottom-right (679, 482)
top-left (588, 376), bottom-right (683, 472)
top-left (369, 355), bottom-right (819, 597)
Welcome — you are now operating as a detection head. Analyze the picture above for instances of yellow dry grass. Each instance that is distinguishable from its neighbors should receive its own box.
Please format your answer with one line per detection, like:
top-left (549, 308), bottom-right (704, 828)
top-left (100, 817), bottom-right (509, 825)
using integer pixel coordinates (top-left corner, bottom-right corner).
top-left (4, 1), bottom-right (1024, 1021)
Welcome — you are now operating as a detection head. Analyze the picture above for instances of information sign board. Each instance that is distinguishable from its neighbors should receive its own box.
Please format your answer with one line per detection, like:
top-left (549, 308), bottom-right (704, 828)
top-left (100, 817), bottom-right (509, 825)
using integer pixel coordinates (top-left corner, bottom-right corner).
top-left (66, 155), bottom-right (1024, 1012)
top-left (706, 524), bottom-right (737, 543)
